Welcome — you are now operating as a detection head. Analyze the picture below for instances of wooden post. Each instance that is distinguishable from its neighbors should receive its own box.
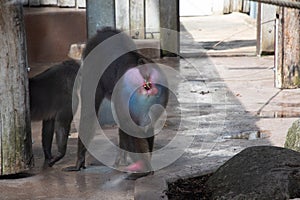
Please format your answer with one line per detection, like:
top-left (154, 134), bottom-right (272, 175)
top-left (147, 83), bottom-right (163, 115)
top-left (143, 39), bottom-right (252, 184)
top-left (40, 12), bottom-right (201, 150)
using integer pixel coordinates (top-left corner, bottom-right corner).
top-left (145, 0), bottom-right (160, 39)
top-left (242, 0), bottom-right (250, 13)
top-left (0, 0), bottom-right (33, 175)
top-left (223, 0), bottom-right (232, 14)
top-left (116, 0), bottom-right (130, 31)
top-left (130, 0), bottom-right (145, 39)
top-left (86, 0), bottom-right (116, 38)
top-left (250, 1), bottom-right (258, 18)
top-left (275, 3), bottom-right (300, 89)
top-left (256, 3), bottom-right (276, 55)
top-left (160, 0), bottom-right (179, 57)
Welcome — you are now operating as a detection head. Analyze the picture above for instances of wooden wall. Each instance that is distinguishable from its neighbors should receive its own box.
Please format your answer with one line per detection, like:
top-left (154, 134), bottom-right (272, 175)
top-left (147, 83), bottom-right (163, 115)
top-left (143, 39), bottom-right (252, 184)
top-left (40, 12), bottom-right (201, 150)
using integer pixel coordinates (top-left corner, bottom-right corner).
top-left (23, 0), bottom-right (86, 8)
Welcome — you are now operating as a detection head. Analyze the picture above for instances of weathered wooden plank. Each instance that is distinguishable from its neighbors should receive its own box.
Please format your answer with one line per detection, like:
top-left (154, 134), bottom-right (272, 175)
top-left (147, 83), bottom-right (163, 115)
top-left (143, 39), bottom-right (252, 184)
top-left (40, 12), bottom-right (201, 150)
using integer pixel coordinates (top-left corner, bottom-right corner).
top-left (223, 0), bottom-right (231, 14)
top-left (58, 0), bottom-right (75, 7)
top-left (242, 0), bottom-right (250, 13)
top-left (0, 1), bottom-right (33, 175)
top-left (77, 0), bottom-right (85, 8)
top-left (281, 5), bottom-right (300, 88)
top-left (116, 0), bottom-right (130, 31)
top-left (160, 0), bottom-right (179, 56)
top-left (86, 0), bottom-right (115, 38)
top-left (250, 1), bottom-right (258, 18)
top-left (130, 0), bottom-right (145, 39)
top-left (145, 0), bottom-right (159, 39)
top-left (275, 7), bottom-right (283, 88)
top-left (257, 3), bottom-right (276, 55)
top-left (238, 0), bottom-right (243, 11)
top-left (40, 0), bottom-right (57, 6)
top-left (232, 0), bottom-right (239, 12)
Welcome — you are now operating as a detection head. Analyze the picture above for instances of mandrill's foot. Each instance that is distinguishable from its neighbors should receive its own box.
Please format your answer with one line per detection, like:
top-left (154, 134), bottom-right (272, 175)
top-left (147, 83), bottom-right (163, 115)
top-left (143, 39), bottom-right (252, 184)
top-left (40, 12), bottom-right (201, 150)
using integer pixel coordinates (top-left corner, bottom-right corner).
top-left (62, 160), bottom-right (85, 172)
top-left (43, 159), bottom-right (53, 169)
top-left (124, 160), bottom-right (154, 180)
top-left (126, 171), bottom-right (154, 180)
top-left (62, 165), bottom-right (85, 172)
top-left (48, 152), bottom-right (65, 167)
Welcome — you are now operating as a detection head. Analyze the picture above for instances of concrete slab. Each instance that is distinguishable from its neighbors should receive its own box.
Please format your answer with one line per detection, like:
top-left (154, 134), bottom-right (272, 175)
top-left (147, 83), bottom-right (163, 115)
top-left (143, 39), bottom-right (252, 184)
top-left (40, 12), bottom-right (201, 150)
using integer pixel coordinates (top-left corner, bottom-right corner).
top-left (180, 12), bottom-right (257, 57)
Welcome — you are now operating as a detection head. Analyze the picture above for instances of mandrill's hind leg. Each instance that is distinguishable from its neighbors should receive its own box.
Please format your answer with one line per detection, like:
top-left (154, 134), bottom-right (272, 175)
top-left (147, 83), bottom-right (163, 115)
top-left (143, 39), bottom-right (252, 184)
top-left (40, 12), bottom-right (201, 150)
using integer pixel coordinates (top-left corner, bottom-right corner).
top-left (49, 109), bottom-right (73, 166)
top-left (114, 131), bottom-right (130, 168)
top-left (118, 129), bottom-right (154, 180)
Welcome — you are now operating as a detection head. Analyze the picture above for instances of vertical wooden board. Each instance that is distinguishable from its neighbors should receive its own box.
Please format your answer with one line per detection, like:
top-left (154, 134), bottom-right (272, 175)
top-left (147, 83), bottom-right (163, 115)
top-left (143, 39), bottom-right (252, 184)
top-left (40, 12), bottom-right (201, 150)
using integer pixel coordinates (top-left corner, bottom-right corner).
top-left (40, 0), bottom-right (57, 6)
top-left (282, 7), bottom-right (300, 88)
top-left (116, 0), bottom-right (130, 31)
top-left (0, 1), bottom-right (32, 175)
top-left (58, 0), bottom-right (75, 7)
top-left (258, 4), bottom-right (276, 55)
top-left (223, 0), bottom-right (231, 14)
top-left (232, 0), bottom-right (239, 12)
top-left (242, 0), bottom-right (250, 13)
top-left (77, 0), bottom-right (86, 8)
top-left (275, 7), bottom-right (283, 88)
top-left (238, 0), bottom-right (243, 12)
top-left (130, 0), bottom-right (145, 39)
top-left (249, 2), bottom-right (257, 18)
top-left (29, 0), bottom-right (40, 6)
top-left (160, 0), bottom-right (179, 56)
top-left (145, 0), bottom-right (159, 39)
top-left (229, 0), bottom-right (233, 12)
top-left (86, 0), bottom-right (115, 38)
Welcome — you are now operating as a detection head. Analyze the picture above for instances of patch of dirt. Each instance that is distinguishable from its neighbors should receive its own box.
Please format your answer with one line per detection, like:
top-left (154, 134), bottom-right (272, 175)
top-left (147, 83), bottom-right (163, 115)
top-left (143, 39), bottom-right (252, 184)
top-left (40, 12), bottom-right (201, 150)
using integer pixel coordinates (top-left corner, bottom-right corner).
top-left (166, 173), bottom-right (212, 200)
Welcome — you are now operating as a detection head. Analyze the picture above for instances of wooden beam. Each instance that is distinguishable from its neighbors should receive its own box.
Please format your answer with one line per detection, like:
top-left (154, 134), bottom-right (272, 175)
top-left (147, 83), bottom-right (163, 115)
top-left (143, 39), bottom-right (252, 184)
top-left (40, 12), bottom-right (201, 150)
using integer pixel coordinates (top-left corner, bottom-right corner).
top-left (0, 1), bottom-right (33, 175)
top-left (279, 4), bottom-right (300, 88)
top-left (86, 0), bottom-right (116, 38)
top-left (160, 0), bottom-right (179, 57)
top-left (257, 3), bottom-right (276, 55)
top-left (116, 0), bottom-right (130, 31)
top-left (130, 0), bottom-right (145, 39)
top-left (145, 0), bottom-right (160, 39)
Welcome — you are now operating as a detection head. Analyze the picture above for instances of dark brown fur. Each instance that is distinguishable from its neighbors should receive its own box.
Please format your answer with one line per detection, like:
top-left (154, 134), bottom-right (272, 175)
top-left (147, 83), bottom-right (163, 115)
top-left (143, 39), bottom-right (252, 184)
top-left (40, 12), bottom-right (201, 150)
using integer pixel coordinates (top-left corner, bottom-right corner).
top-left (29, 28), bottom-right (168, 178)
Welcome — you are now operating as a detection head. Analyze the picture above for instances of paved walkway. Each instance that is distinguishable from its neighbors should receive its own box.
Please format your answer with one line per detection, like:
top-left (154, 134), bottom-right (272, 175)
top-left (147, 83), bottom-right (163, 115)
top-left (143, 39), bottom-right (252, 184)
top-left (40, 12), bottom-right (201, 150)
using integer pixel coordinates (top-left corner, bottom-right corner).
top-left (1, 13), bottom-right (300, 200)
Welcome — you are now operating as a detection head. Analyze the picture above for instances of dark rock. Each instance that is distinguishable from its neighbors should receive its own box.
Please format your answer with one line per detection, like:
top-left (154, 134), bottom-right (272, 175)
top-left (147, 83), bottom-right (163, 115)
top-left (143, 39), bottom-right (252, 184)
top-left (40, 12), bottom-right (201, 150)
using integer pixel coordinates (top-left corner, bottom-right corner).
top-left (285, 119), bottom-right (300, 152)
top-left (205, 146), bottom-right (300, 199)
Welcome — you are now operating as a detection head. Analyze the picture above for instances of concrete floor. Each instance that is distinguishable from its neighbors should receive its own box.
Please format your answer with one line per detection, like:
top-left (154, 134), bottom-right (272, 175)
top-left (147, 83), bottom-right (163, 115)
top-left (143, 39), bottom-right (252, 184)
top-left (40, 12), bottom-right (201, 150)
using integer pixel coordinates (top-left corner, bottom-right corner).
top-left (1, 13), bottom-right (300, 199)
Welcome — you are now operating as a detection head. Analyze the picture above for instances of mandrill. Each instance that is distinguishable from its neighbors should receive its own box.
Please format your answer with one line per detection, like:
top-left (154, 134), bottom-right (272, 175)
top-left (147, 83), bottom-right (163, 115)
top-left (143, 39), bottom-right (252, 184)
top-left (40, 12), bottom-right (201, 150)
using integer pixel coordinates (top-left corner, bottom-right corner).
top-left (29, 27), bottom-right (169, 179)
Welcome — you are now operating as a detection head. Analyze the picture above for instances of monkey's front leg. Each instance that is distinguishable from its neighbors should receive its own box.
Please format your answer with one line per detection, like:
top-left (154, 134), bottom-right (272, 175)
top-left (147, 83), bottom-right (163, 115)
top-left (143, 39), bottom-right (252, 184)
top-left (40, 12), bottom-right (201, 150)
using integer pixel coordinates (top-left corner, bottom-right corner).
top-left (42, 119), bottom-right (55, 168)
top-left (63, 138), bottom-right (86, 171)
top-left (49, 122), bottom-right (70, 166)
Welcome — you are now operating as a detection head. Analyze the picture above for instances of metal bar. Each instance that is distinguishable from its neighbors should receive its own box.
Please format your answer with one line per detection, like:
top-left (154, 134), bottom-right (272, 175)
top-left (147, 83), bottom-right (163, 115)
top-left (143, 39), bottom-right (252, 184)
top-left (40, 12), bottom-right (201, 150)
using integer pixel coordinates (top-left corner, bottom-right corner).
top-left (249, 0), bottom-right (300, 9)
